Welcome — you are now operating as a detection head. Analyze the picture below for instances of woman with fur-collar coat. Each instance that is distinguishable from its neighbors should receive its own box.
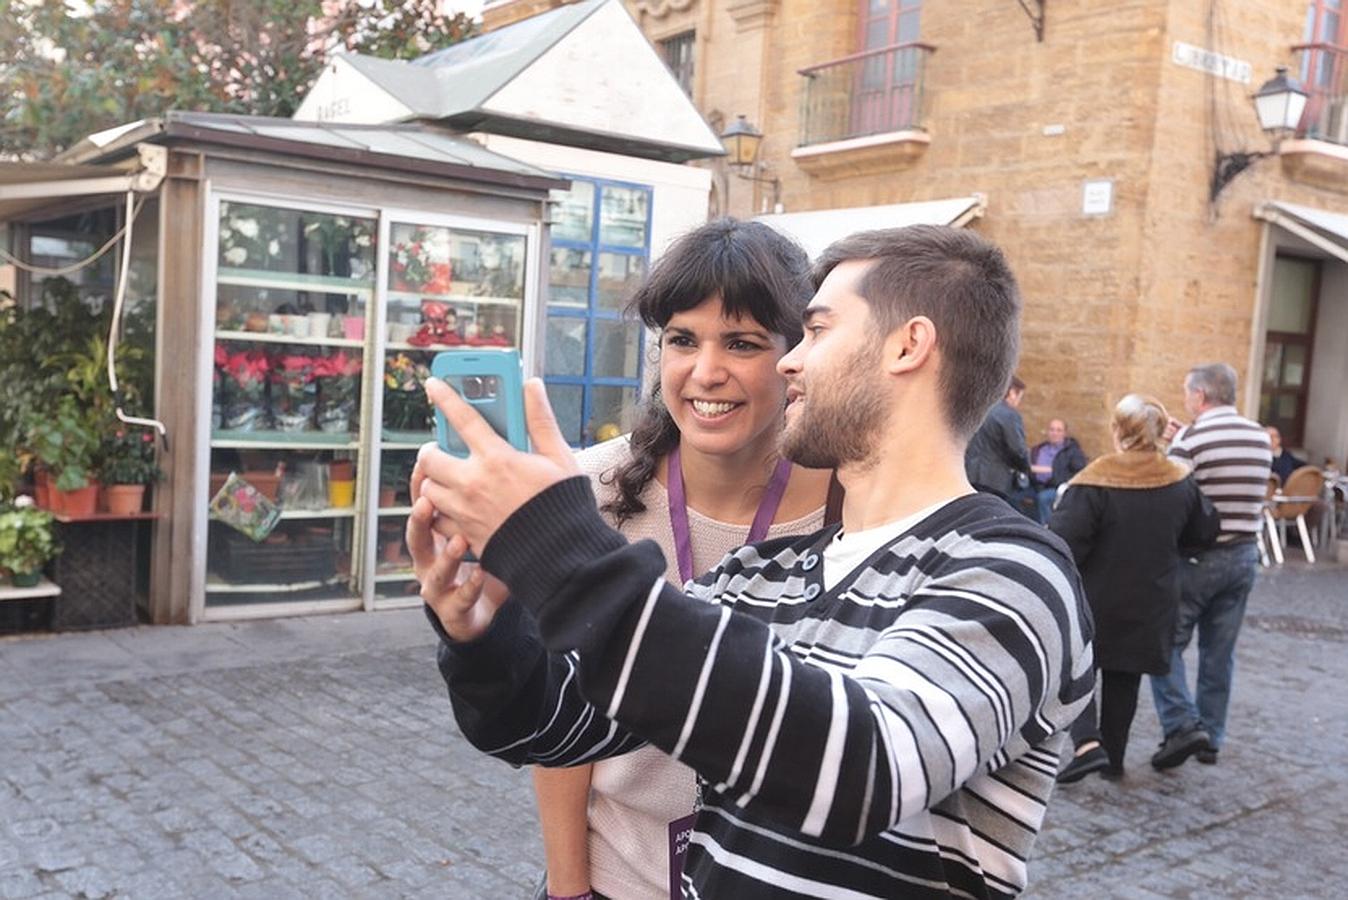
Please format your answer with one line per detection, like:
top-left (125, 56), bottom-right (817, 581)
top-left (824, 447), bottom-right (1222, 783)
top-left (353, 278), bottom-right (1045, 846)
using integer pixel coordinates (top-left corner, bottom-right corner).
top-left (1049, 394), bottom-right (1219, 782)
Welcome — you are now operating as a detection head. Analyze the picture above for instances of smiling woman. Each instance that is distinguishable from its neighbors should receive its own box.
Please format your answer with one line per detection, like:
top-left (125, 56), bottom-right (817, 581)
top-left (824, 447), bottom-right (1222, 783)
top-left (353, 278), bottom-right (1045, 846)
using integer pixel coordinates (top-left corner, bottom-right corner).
top-left (526, 217), bottom-right (837, 900)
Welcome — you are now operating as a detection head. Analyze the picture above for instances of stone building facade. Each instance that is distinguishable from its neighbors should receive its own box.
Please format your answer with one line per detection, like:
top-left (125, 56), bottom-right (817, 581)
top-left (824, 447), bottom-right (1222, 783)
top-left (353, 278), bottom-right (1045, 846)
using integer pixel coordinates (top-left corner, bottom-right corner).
top-left (485, 0), bottom-right (1348, 465)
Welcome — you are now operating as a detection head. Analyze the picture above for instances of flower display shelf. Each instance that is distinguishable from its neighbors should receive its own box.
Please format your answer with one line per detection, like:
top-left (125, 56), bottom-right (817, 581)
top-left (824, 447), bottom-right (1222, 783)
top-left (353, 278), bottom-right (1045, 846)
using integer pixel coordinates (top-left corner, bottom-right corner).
top-left (277, 508), bottom-right (357, 520)
top-left (0, 577), bottom-right (61, 602)
top-left (381, 428), bottom-right (434, 445)
top-left (386, 290), bottom-right (521, 308)
top-left (217, 268), bottom-right (373, 295)
top-left (215, 330), bottom-right (363, 349)
top-left (211, 430), bottom-right (357, 449)
top-left (206, 575), bottom-right (347, 594)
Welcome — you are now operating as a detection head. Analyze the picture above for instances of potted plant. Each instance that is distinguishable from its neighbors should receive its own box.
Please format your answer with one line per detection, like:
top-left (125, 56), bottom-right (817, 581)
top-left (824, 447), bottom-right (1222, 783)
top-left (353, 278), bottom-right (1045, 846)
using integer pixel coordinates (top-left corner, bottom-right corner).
top-left (98, 429), bottom-right (163, 515)
top-left (23, 398), bottom-right (101, 517)
top-left (0, 500), bottom-right (60, 587)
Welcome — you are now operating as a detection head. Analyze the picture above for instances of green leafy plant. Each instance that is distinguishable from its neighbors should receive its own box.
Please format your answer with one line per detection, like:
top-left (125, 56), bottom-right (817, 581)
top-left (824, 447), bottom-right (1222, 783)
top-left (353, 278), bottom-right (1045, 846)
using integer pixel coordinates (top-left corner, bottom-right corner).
top-left (99, 428), bottom-right (163, 485)
top-left (0, 450), bottom-right (22, 505)
top-left (0, 503), bottom-right (61, 577)
top-left (24, 397), bottom-right (101, 492)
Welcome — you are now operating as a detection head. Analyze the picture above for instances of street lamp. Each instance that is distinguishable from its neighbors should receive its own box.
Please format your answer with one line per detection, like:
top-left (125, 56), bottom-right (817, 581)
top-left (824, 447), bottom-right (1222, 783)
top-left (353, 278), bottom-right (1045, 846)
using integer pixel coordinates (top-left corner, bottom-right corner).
top-left (1253, 66), bottom-right (1309, 134)
top-left (1211, 66), bottom-right (1310, 201)
top-left (719, 114), bottom-right (781, 212)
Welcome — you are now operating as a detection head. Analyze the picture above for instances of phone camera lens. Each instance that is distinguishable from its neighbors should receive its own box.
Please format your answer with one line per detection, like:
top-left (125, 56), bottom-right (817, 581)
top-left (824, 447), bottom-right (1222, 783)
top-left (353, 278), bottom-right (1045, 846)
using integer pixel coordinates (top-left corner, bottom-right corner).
top-left (463, 376), bottom-right (484, 399)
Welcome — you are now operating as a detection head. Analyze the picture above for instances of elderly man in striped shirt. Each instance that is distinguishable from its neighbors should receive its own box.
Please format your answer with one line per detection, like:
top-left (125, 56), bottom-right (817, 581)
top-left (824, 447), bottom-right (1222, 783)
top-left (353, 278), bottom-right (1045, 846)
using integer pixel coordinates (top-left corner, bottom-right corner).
top-left (1148, 363), bottom-right (1272, 770)
top-left (411, 225), bottom-right (1094, 898)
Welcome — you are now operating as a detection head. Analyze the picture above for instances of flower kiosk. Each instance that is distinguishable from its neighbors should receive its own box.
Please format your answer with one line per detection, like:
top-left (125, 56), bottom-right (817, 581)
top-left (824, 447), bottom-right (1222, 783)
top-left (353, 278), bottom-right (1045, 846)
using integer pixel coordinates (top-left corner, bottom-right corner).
top-left (31, 112), bottom-right (566, 624)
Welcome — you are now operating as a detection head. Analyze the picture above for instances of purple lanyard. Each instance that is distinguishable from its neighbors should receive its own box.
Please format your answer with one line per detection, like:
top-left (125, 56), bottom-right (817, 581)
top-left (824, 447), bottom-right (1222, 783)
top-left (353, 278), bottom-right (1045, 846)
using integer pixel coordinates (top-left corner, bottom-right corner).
top-left (666, 443), bottom-right (794, 584)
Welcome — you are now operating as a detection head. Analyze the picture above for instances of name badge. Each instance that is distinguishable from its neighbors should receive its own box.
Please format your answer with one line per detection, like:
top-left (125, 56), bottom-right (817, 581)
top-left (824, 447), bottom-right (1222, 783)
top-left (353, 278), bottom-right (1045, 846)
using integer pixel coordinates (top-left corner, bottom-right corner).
top-left (667, 812), bottom-right (698, 899)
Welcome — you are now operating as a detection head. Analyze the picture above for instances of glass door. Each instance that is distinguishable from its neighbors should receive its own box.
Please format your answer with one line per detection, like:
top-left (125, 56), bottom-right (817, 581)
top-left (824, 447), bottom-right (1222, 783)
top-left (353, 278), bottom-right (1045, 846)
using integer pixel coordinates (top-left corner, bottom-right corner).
top-left (372, 215), bottom-right (530, 605)
top-left (1259, 255), bottom-right (1321, 446)
top-left (205, 198), bottom-right (377, 611)
top-left (543, 178), bottom-right (649, 447)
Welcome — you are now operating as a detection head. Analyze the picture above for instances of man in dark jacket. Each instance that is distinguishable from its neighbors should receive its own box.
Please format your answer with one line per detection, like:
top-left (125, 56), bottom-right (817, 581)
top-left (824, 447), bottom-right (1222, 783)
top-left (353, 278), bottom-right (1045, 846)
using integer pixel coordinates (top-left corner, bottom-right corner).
top-left (1030, 418), bottom-right (1089, 523)
top-left (965, 376), bottom-right (1032, 510)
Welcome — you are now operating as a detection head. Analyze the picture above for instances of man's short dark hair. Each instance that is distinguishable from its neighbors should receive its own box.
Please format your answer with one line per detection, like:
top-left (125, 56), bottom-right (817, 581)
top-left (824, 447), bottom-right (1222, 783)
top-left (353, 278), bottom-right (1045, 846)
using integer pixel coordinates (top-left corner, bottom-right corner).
top-left (1009, 375), bottom-right (1026, 393)
top-left (813, 225), bottom-right (1022, 440)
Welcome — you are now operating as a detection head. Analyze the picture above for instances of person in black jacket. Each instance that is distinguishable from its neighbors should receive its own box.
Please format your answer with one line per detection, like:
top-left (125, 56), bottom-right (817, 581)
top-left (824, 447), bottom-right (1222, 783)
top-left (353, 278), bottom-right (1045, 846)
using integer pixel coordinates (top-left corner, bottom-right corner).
top-left (1050, 394), bottom-right (1219, 782)
top-left (1030, 418), bottom-right (1088, 523)
top-left (964, 376), bottom-right (1031, 511)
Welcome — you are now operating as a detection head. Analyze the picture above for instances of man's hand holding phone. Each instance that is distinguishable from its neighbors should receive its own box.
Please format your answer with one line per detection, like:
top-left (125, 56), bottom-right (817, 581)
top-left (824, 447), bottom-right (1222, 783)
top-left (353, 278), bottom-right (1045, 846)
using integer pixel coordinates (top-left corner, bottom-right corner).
top-left (410, 377), bottom-right (580, 638)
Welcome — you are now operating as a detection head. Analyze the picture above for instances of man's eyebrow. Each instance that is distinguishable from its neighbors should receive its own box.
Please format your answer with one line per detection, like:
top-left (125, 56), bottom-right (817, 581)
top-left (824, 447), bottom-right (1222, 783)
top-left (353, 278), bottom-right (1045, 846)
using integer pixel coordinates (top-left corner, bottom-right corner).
top-left (802, 306), bottom-right (833, 326)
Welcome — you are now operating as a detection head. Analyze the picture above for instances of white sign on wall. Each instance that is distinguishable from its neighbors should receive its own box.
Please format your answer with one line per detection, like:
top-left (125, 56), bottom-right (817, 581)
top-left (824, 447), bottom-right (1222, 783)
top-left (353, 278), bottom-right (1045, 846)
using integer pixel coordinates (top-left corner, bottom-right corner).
top-left (1082, 179), bottom-right (1113, 216)
top-left (1171, 41), bottom-right (1253, 84)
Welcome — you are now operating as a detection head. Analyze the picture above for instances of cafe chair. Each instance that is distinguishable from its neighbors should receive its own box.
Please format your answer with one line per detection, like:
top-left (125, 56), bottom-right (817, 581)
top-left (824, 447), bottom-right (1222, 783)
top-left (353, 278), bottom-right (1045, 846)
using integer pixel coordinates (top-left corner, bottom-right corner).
top-left (1272, 466), bottom-right (1327, 564)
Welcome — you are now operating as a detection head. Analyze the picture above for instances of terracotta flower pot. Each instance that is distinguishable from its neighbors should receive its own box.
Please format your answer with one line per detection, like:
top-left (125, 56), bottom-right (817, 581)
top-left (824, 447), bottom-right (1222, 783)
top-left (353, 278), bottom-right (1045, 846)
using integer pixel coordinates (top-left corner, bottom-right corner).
top-left (329, 460), bottom-right (354, 481)
top-left (378, 486), bottom-right (397, 508)
top-left (382, 535), bottom-right (405, 565)
top-left (33, 469), bottom-right (51, 510)
top-left (52, 482), bottom-right (99, 518)
top-left (104, 484), bottom-right (147, 516)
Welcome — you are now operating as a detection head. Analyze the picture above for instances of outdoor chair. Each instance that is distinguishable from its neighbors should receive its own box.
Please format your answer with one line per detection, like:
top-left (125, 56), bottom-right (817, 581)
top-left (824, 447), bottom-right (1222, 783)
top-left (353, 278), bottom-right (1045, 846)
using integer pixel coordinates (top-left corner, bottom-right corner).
top-left (1271, 466), bottom-right (1327, 564)
top-left (1258, 474), bottom-right (1282, 566)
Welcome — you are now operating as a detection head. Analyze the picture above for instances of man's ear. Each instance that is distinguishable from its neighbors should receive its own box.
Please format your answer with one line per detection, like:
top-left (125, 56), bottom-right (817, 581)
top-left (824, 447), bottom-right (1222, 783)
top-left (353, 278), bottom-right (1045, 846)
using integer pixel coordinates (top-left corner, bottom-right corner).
top-left (884, 316), bottom-right (936, 375)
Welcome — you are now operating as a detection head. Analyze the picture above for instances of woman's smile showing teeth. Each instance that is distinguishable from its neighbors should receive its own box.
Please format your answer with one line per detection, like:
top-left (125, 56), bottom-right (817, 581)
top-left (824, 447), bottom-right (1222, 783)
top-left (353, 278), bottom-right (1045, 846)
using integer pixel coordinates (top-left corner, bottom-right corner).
top-left (691, 399), bottom-right (740, 417)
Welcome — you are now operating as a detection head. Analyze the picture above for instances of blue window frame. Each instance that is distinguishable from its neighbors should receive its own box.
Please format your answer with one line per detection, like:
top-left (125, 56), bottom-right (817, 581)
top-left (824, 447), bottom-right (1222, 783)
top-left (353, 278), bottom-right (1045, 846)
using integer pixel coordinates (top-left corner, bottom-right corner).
top-left (543, 175), bottom-right (653, 448)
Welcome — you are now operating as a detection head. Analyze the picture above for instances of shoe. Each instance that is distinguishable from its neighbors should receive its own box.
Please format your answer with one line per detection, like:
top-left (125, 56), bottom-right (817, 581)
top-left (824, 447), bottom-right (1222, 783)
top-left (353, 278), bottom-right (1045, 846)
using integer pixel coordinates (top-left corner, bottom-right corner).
top-left (1058, 745), bottom-right (1109, 784)
top-left (1196, 748), bottom-right (1218, 765)
top-left (1099, 765), bottom-right (1124, 781)
top-left (1150, 725), bottom-right (1213, 770)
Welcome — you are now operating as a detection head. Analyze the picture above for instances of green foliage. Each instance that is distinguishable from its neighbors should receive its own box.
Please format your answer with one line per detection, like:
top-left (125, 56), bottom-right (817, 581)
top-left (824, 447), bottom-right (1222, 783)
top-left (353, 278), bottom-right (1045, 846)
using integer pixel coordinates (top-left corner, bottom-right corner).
top-left (0, 451), bottom-right (22, 504)
top-left (0, 504), bottom-right (61, 576)
top-left (24, 397), bottom-right (102, 492)
top-left (0, 278), bottom-right (154, 484)
top-left (99, 428), bottom-right (163, 485)
top-left (0, 0), bottom-right (478, 159)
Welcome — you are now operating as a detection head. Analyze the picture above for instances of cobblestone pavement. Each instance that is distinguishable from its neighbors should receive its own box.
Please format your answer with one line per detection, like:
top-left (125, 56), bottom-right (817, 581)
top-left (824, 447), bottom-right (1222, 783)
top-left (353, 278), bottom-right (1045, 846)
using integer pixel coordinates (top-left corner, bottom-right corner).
top-left (1, 561), bottom-right (1345, 899)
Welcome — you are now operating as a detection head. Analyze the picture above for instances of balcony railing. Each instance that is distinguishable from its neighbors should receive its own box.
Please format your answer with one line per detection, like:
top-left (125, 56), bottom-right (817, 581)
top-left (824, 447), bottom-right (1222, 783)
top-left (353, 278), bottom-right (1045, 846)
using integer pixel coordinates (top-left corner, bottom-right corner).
top-left (798, 42), bottom-right (935, 148)
top-left (1293, 42), bottom-right (1348, 145)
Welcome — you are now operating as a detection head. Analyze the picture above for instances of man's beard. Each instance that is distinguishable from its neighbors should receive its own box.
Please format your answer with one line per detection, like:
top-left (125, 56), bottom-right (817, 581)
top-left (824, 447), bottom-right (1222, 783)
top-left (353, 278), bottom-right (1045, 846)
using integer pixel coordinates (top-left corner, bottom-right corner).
top-left (781, 342), bottom-right (890, 470)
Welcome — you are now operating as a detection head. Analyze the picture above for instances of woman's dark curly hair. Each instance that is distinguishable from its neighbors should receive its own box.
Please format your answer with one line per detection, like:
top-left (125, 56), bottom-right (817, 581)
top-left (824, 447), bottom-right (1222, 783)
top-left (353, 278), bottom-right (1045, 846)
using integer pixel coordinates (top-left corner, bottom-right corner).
top-left (601, 217), bottom-right (813, 525)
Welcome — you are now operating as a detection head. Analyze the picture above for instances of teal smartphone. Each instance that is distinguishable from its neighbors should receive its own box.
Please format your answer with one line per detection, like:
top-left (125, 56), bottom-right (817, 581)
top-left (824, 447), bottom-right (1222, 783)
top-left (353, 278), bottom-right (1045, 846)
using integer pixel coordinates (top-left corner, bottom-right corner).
top-left (431, 349), bottom-right (527, 458)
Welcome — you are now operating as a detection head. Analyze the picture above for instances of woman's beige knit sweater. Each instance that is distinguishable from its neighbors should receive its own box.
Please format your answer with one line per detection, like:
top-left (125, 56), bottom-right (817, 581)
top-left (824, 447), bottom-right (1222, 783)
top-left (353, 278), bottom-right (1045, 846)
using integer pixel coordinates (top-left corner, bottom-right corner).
top-left (575, 437), bottom-right (825, 900)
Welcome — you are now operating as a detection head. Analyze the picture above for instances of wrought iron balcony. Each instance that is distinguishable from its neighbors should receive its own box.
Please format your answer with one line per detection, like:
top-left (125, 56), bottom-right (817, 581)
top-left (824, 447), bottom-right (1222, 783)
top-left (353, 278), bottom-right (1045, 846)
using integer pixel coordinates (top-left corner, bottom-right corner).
top-left (798, 42), bottom-right (935, 148)
top-left (1293, 42), bottom-right (1348, 145)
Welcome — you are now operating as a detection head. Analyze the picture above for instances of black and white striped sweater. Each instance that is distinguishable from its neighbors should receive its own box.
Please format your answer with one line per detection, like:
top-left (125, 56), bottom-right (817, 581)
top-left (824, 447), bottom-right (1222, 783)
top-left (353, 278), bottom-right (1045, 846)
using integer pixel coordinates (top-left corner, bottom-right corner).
top-left (433, 478), bottom-right (1094, 899)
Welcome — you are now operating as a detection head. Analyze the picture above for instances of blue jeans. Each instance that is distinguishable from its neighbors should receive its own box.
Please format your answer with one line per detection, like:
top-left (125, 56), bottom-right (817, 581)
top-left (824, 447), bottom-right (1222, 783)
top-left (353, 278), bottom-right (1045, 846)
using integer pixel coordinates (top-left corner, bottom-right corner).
top-left (1148, 541), bottom-right (1260, 748)
top-left (1035, 486), bottom-right (1059, 524)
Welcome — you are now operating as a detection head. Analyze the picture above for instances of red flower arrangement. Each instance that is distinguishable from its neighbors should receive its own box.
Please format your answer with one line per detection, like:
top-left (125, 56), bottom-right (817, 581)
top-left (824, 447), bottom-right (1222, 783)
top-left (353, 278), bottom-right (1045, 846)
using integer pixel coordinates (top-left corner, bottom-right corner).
top-left (221, 349), bottom-right (271, 431)
top-left (314, 352), bottom-right (363, 434)
top-left (271, 353), bottom-right (318, 432)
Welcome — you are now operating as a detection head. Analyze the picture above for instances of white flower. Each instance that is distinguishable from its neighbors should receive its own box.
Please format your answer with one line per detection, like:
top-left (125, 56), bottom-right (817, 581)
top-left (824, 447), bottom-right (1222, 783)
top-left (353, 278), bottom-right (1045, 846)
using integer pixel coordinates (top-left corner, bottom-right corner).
top-left (224, 246), bottom-right (248, 265)
top-left (355, 233), bottom-right (371, 247)
top-left (14, 495), bottom-right (34, 508)
top-left (235, 218), bottom-right (259, 239)
top-left (268, 239), bottom-right (280, 256)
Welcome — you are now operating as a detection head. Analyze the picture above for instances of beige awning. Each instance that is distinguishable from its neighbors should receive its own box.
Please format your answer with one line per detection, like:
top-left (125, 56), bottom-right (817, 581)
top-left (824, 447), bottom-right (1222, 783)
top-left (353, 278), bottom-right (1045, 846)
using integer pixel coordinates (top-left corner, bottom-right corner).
top-left (755, 194), bottom-right (987, 260)
top-left (0, 145), bottom-right (166, 221)
top-left (1254, 201), bottom-right (1348, 265)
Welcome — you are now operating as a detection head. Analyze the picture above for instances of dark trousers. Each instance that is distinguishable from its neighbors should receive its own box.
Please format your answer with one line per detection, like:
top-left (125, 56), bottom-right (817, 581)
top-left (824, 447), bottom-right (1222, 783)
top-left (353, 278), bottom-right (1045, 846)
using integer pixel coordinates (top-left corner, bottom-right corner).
top-left (1069, 669), bottom-right (1143, 770)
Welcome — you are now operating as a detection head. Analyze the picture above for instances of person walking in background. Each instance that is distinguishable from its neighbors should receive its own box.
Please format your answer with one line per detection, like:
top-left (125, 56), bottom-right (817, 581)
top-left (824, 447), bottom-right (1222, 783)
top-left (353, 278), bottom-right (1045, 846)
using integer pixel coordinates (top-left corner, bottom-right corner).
top-left (1150, 363), bottom-right (1272, 770)
top-left (1050, 395), bottom-right (1218, 783)
top-left (965, 375), bottom-right (1032, 514)
top-left (1030, 417), bottom-right (1088, 523)
top-left (531, 219), bottom-right (835, 900)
